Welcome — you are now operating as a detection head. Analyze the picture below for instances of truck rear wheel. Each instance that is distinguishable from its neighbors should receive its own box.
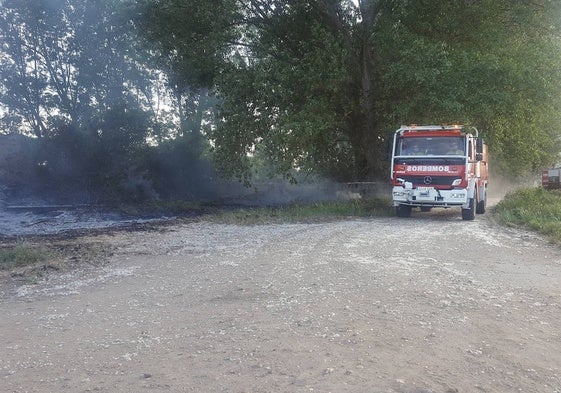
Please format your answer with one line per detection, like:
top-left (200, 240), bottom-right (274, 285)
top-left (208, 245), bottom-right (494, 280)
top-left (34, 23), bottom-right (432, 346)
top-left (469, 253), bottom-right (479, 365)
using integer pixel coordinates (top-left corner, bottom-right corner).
top-left (462, 198), bottom-right (475, 221)
top-left (396, 205), bottom-right (412, 218)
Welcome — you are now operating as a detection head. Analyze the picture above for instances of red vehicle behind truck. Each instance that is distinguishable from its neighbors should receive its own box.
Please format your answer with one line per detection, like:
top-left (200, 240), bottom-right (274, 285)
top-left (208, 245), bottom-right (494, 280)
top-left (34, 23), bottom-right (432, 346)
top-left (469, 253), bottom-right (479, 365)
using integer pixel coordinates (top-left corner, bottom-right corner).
top-left (542, 168), bottom-right (561, 189)
top-left (390, 125), bottom-right (489, 220)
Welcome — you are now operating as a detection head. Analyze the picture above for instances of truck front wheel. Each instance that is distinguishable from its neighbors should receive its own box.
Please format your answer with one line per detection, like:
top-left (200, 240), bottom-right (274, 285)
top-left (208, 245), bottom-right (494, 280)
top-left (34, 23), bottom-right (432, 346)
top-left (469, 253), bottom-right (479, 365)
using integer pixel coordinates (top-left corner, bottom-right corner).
top-left (396, 205), bottom-right (412, 218)
top-left (462, 198), bottom-right (475, 221)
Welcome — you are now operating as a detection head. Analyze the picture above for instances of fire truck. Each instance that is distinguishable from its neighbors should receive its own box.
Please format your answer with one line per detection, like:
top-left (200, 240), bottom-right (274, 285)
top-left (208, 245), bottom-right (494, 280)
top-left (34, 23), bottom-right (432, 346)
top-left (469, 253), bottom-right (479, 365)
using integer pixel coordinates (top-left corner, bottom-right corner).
top-left (542, 168), bottom-right (561, 189)
top-left (390, 125), bottom-right (489, 220)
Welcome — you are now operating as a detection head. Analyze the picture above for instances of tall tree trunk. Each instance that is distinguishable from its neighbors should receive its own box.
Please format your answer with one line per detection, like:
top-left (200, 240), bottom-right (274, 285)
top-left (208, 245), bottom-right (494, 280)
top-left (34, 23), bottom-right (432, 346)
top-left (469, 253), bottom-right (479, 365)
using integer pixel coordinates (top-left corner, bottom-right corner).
top-left (356, 0), bottom-right (382, 180)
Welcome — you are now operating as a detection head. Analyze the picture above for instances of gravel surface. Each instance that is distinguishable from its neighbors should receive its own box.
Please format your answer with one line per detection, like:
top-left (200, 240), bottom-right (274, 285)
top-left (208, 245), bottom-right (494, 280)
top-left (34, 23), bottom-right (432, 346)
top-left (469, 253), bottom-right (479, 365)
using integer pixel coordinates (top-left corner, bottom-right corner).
top-left (2, 210), bottom-right (561, 392)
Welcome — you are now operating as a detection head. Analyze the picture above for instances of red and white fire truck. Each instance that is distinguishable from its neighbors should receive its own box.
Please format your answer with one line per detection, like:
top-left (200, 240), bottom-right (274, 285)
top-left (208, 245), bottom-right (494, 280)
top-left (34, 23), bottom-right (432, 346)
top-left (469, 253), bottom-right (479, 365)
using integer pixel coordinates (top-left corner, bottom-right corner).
top-left (390, 125), bottom-right (489, 220)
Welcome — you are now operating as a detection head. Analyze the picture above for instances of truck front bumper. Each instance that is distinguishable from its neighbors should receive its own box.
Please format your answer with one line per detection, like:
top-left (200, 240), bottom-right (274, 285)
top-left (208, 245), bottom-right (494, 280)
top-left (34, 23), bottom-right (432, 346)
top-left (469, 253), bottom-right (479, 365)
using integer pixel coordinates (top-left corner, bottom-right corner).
top-left (392, 186), bottom-right (469, 208)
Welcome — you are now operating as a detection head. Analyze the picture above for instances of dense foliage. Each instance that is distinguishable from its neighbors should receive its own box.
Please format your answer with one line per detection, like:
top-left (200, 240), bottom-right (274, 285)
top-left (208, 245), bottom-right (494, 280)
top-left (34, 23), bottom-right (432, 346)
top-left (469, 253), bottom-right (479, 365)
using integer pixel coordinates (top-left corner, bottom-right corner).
top-left (139, 0), bottom-right (561, 183)
top-left (1, 0), bottom-right (561, 201)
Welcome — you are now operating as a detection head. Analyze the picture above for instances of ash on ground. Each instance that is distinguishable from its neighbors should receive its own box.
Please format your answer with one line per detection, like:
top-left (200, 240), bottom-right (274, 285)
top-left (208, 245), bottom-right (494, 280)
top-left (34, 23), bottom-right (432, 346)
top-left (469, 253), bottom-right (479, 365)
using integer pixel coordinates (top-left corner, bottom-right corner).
top-left (0, 180), bottom-right (388, 237)
top-left (0, 208), bottom-right (175, 237)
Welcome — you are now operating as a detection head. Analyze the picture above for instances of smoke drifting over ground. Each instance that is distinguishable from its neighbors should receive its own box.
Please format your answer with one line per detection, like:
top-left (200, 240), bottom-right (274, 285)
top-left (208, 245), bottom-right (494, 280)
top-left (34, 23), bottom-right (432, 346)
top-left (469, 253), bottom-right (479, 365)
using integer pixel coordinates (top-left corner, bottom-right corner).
top-left (210, 179), bottom-right (387, 207)
top-left (0, 178), bottom-right (389, 237)
top-left (0, 132), bottom-right (391, 237)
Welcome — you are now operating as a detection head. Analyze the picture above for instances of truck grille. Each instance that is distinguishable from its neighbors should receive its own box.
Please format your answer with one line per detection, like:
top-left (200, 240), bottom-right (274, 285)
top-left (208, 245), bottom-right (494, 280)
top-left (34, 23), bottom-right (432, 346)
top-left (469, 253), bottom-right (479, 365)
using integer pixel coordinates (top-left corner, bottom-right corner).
top-left (400, 176), bottom-right (458, 188)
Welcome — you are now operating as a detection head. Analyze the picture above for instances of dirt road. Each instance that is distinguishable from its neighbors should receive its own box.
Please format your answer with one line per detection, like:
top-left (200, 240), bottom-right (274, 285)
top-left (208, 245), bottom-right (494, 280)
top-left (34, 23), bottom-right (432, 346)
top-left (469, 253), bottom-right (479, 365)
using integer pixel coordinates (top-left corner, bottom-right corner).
top-left (2, 210), bottom-right (561, 393)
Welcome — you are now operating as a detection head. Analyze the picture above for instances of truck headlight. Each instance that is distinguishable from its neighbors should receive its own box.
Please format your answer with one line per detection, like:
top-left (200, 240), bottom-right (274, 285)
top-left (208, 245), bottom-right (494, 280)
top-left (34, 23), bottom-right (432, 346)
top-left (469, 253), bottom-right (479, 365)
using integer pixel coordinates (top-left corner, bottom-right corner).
top-left (450, 192), bottom-right (466, 199)
top-left (451, 178), bottom-right (462, 186)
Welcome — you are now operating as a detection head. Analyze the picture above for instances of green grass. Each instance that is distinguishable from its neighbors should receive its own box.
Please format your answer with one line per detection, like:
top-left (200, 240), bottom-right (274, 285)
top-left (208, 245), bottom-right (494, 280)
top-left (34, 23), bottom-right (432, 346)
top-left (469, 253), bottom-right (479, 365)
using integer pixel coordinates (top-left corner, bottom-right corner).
top-left (494, 187), bottom-right (561, 243)
top-left (0, 243), bottom-right (51, 270)
top-left (118, 199), bottom-right (203, 216)
top-left (208, 198), bottom-right (394, 225)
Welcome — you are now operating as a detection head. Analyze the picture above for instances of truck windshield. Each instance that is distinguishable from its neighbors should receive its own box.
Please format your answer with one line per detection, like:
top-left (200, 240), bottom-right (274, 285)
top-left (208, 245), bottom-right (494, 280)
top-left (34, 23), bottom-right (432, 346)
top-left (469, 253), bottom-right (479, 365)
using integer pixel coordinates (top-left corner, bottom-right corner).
top-left (396, 137), bottom-right (465, 156)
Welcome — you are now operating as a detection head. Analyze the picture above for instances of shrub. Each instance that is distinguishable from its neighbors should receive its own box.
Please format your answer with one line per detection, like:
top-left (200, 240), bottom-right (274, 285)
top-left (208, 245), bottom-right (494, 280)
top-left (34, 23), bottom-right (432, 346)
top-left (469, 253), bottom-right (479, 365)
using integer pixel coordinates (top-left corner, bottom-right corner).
top-left (494, 187), bottom-right (561, 243)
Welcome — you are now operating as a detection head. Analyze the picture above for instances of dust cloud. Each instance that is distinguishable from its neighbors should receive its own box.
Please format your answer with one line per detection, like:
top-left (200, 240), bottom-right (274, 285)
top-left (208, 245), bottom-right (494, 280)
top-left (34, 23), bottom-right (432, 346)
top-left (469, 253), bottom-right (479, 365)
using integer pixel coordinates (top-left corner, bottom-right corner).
top-left (487, 171), bottom-right (539, 206)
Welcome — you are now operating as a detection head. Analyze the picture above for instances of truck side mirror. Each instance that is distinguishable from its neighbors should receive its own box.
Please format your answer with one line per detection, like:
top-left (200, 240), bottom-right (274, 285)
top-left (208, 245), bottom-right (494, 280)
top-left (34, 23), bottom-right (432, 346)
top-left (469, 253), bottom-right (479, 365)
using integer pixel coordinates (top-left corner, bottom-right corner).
top-left (475, 138), bottom-right (484, 161)
top-left (476, 138), bottom-right (484, 154)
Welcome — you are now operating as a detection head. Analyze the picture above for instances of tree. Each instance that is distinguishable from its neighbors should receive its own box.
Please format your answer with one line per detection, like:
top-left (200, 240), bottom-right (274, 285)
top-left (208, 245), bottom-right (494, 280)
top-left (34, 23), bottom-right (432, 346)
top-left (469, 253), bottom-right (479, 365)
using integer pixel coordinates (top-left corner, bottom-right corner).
top-left (137, 0), bottom-right (236, 145)
top-left (0, 0), bottom-right (163, 135)
top-left (139, 0), bottom-right (561, 182)
top-left (373, 0), bottom-right (561, 176)
top-left (0, 0), bottom-right (165, 200)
